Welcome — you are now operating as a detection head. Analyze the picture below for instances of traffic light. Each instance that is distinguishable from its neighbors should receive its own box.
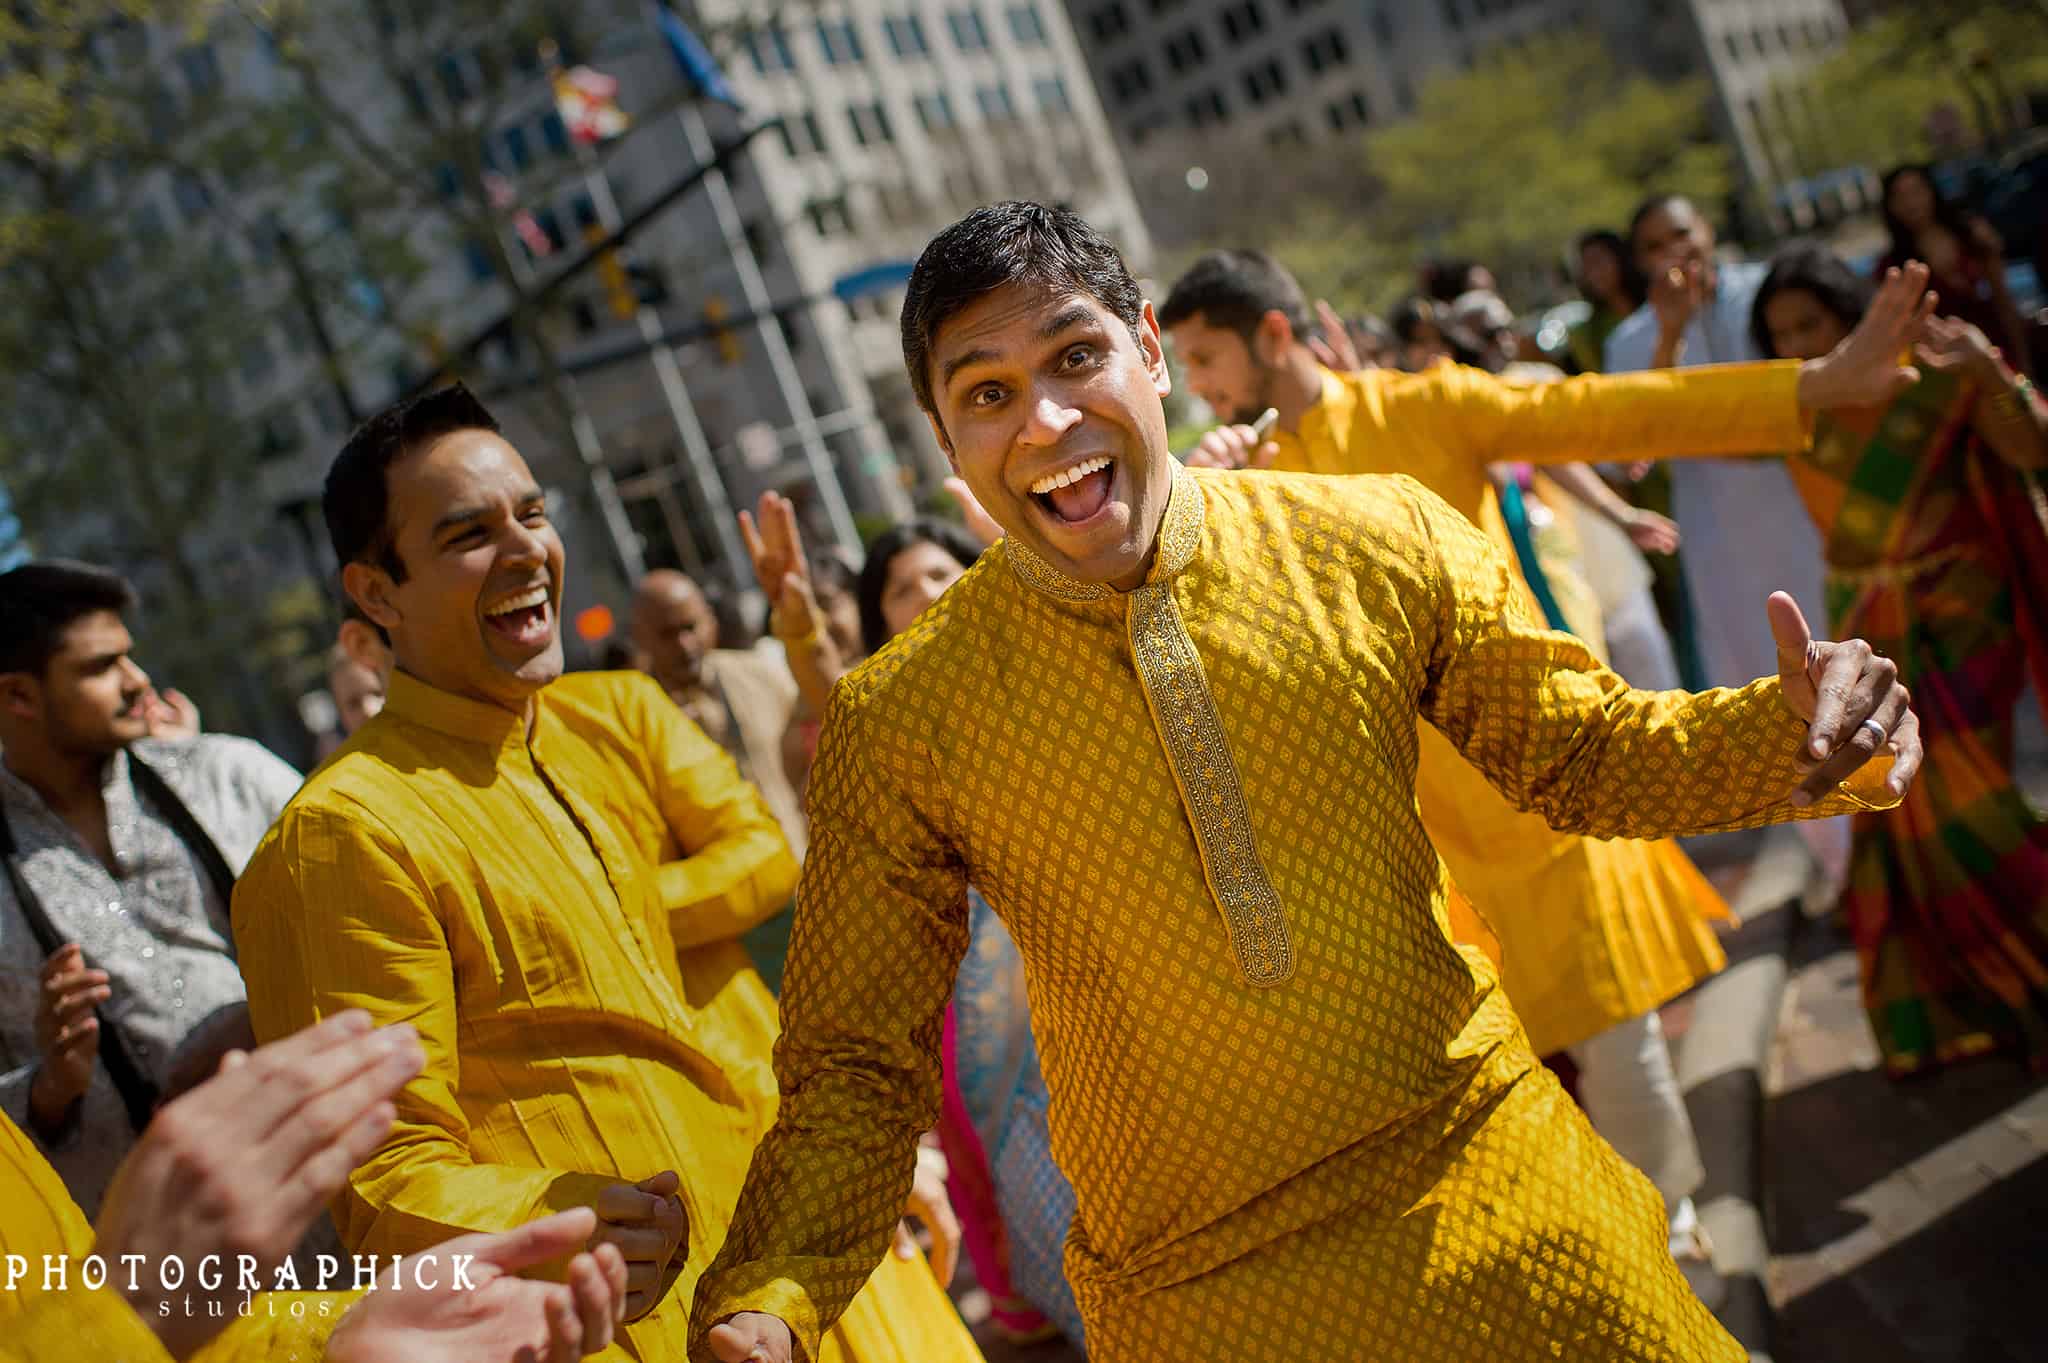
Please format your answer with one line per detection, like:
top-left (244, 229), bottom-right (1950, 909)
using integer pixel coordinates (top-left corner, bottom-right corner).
top-left (596, 248), bottom-right (636, 320)
top-left (704, 297), bottom-right (740, 365)
top-left (584, 222), bottom-right (637, 320)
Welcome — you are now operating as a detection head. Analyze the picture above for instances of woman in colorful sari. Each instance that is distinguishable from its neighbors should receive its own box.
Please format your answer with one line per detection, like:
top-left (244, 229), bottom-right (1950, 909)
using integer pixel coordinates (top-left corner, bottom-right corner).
top-left (856, 517), bottom-right (1088, 1350)
top-left (1753, 242), bottom-right (2048, 1076)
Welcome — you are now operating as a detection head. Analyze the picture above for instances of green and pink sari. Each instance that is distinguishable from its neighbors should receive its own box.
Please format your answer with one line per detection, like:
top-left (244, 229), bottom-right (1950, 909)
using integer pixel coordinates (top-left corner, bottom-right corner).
top-left (1794, 367), bottom-right (2048, 1077)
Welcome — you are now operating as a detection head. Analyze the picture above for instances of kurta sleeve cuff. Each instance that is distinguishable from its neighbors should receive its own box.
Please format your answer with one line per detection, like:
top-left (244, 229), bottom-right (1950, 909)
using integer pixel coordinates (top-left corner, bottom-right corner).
top-left (1713, 679), bottom-right (1905, 827)
top-left (689, 1268), bottom-right (823, 1363)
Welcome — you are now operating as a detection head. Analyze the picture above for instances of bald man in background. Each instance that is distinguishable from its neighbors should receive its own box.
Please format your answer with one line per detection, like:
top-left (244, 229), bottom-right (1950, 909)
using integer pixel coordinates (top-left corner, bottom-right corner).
top-left (630, 571), bottom-right (806, 858)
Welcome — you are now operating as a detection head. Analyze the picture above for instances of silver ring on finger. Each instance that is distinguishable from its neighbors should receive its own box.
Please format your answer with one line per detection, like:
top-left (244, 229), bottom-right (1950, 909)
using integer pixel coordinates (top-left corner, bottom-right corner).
top-left (1860, 717), bottom-right (1888, 745)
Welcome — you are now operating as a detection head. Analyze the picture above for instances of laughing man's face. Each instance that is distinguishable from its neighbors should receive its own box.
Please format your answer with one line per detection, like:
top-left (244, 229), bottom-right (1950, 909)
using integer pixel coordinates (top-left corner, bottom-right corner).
top-left (925, 287), bottom-right (1175, 592)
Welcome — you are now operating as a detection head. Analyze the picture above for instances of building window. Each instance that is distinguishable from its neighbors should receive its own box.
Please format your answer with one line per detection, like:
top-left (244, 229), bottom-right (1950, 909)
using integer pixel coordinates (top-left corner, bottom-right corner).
top-left (1242, 58), bottom-right (1286, 104)
top-left (949, 7), bottom-right (990, 50)
top-left (1090, 1), bottom-right (1129, 41)
top-left (1302, 28), bottom-right (1349, 74)
top-left (1267, 120), bottom-right (1306, 146)
top-left (806, 195), bottom-right (854, 237)
top-left (849, 101), bottom-right (896, 146)
top-left (776, 110), bottom-right (828, 158)
top-left (1287, 0), bottom-right (1329, 10)
top-left (975, 83), bottom-right (1016, 120)
top-left (1007, 4), bottom-right (1048, 44)
top-left (1441, 0), bottom-right (1462, 30)
top-left (1219, 1), bottom-right (1265, 42)
top-left (540, 110), bottom-right (569, 156)
top-left (172, 171), bottom-right (212, 224)
top-left (884, 14), bottom-right (930, 56)
top-left (435, 52), bottom-right (471, 102)
top-left (745, 24), bottom-right (796, 72)
top-left (915, 91), bottom-right (957, 131)
top-left (177, 43), bottom-right (220, 96)
top-left (817, 18), bottom-right (865, 64)
top-left (1326, 90), bottom-right (1370, 131)
top-left (503, 123), bottom-right (531, 170)
top-left (1033, 75), bottom-right (1072, 114)
top-left (1185, 87), bottom-right (1226, 127)
top-left (239, 331), bottom-right (275, 386)
top-left (1149, 0), bottom-right (1186, 12)
top-left (1372, 7), bottom-right (1394, 42)
top-left (1164, 27), bottom-right (1207, 73)
top-left (1107, 56), bottom-right (1152, 103)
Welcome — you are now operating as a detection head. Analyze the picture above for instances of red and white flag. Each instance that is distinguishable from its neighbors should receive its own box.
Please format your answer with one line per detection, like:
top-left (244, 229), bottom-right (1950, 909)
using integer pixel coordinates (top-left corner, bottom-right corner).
top-left (553, 65), bottom-right (631, 144)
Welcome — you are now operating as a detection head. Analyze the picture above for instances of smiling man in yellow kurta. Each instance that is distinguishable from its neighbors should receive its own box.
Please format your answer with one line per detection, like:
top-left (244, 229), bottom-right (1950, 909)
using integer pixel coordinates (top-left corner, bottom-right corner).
top-left (232, 386), bottom-right (981, 1363)
top-left (1157, 248), bottom-right (1925, 1236)
top-left (692, 204), bottom-right (1926, 1363)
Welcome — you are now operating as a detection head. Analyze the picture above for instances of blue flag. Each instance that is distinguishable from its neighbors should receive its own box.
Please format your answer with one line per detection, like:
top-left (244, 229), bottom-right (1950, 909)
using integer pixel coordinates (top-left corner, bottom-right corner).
top-left (656, 3), bottom-right (742, 109)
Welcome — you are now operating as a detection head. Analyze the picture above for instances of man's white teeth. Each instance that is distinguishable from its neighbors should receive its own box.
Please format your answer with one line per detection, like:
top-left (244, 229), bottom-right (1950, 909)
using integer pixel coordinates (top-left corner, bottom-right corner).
top-left (1029, 456), bottom-right (1110, 497)
top-left (485, 585), bottom-right (549, 617)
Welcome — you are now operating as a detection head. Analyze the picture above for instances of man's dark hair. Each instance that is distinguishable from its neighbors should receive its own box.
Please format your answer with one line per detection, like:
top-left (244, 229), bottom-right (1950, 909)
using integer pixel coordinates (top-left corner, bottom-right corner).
top-left (324, 382), bottom-right (501, 582)
top-left (1158, 249), bottom-right (1312, 347)
top-left (900, 201), bottom-right (1145, 428)
top-left (0, 560), bottom-right (136, 677)
top-left (1627, 193), bottom-right (1696, 250)
top-left (1749, 241), bottom-right (1874, 360)
top-left (856, 517), bottom-right (985, 654)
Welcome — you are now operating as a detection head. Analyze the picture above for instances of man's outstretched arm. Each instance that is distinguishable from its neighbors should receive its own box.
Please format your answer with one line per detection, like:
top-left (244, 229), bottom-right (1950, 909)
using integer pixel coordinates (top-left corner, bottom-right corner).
top-left (1399, 481), bottom-right (1918, 839)
top-left (688, 681), bottom-right (972, 1363)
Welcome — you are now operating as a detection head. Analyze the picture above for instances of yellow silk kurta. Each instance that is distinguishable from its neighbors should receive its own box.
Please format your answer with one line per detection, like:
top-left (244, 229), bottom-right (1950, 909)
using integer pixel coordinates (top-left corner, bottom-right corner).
top-left (693, 466), bottom-right (1892, 1362)
top-left (233, 670), bottom-right (979, 1363)
top-left (0, 1109), bottom-right (351, 1362)
top-left (1268, 360), bottom-right (1814, 1052)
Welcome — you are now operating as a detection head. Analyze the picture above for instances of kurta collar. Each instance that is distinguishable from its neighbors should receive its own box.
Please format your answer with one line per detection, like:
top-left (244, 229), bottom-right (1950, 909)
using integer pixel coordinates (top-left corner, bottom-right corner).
top-left (1003, 460), bottom-right (1206, 602)
top-left (384, 669), bottom-right (533, 751)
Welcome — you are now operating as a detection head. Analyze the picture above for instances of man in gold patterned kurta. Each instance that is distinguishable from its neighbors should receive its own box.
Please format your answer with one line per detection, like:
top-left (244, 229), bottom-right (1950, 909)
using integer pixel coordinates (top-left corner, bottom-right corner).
top-left (694, 205), bottom-right (1926, 1363)
top-left (1157, 248), bottom-right (1839, 1236)
top-left (234, 386), bottom-right (983, 1363)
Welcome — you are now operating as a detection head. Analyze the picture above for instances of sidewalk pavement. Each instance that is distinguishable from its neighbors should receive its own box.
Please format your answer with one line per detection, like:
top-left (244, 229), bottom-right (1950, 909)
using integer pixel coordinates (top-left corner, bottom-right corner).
top-left (1762, 914), bottom-right (2048, 1362)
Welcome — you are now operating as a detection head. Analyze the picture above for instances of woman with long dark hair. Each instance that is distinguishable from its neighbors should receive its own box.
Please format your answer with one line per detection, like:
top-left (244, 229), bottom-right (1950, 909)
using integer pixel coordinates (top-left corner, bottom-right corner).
top-left (1569, 229), bottom-right (1647, 375)
top-left (1879, 163), bottom-right (2030, 374)
top-left (1753, 240), bottom-right (2048, 1077)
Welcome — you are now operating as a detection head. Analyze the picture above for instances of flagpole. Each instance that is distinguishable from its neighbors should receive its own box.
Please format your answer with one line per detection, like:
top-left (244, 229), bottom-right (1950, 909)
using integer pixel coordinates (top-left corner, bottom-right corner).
top-left (644, 0), bottom-right (877, 558)
top-left (545, 40), bottom-right (750, 589)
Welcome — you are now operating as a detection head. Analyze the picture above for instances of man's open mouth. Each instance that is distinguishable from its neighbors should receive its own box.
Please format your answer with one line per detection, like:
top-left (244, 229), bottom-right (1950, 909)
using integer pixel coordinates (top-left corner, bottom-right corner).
top-left (483, 584), bottom-right (553, 647)
top-left (1029, 455), bottom-right (1114, 524)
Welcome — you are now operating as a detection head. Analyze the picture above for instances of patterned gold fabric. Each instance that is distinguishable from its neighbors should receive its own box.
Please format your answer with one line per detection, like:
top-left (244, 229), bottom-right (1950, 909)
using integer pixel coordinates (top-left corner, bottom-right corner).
top-left (694, 466), bottom-right (1890, 1361)
top-left (0, 1108), bottom-right (351, 1362)
top-left (235, 670), bottom-right (980, 1363)
top-left (1267, 361), bottom-right (1813, 1051)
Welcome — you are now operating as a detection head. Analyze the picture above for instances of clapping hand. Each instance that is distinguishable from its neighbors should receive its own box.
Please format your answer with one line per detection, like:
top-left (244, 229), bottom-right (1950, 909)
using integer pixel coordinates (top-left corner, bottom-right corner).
top-left (324, 1209), bottom-right (628, 1363)
top-left (92, 1012), bottom-right (424, 1360)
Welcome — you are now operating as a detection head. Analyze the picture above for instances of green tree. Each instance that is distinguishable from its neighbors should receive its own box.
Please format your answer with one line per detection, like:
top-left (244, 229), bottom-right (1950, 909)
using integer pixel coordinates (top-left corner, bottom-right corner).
top-left (1348, 31), bottom-right (1733, 306)
top-left (0, 0), bottom-right (346, 745)
top-left (1147, 29), bottom-right (1734, 316)
top-left (1785, 6), bottom-right (2048, 173)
